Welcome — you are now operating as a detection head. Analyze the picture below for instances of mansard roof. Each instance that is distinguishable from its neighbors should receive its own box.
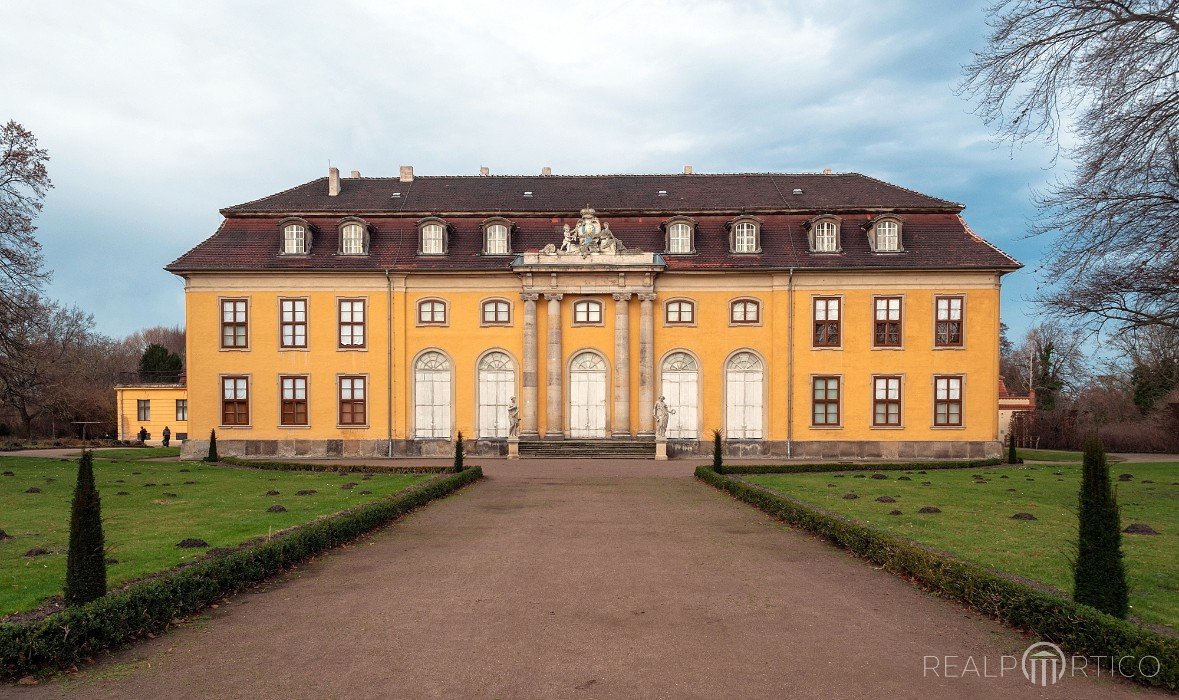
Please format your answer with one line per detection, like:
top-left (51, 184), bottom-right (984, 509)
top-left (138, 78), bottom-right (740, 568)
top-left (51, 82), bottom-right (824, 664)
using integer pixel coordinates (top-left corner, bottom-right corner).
top-left (168, 171), bottom-right (1020, 273)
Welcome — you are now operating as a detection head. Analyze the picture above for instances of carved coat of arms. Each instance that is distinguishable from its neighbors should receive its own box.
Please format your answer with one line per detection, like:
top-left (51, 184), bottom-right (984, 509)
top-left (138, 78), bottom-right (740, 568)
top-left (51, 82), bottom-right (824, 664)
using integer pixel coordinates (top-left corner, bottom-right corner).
top-left (543, 208), bottom-right (628, 257)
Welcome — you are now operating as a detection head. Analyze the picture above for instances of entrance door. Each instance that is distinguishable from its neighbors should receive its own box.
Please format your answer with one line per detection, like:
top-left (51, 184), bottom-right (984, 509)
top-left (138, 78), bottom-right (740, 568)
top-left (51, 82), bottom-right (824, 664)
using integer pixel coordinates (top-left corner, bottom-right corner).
top-left (661, 352), bottom-right (699, 439)
top-left (725, 351), bottom-right (764, 439)
top-left (569, 351), bottom-right (607, 438)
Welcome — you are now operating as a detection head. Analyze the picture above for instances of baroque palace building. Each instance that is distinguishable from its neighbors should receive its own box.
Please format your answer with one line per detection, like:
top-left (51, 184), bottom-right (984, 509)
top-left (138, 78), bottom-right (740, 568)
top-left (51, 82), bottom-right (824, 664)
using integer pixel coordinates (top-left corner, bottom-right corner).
top-left (169, 167), bottom-right (1019, 459)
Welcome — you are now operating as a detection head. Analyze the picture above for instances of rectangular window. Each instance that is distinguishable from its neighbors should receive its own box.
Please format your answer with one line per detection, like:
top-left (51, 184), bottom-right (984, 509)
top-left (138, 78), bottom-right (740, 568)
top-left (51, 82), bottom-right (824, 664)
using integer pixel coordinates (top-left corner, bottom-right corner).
top-left (280, 298), bottom-right (307, 348)
top-left (666, 300), bottom-right (695, 324)
top-left (813, 297), bottom-right (841, 347)
top-left (221, 376), bottom-right (249, 426)
top-left (339, 376), bottom-right (367, 426)
top-left (137, 399), bottom-right (150, 421)
top-left (175, 399), bottom-right (187, 421)
top-left (935, 296), bottom-right (964, 347)
top-left (934, 376), bottom-right (963, 426)
top-left (482, 301), bottom-right (510, 324)
top-left (873, 376), bottom-right (901, 426)
top-left (220, 298), bottom-right (248, 348)
top-left (418, 300), bottom-right (447, 325)
top-left (574, 301), bottom-right (602, 324)
top-left (339, 299), bottom-right (366, 348)
top-left (873, 297), bottom-right (902, 347)
top-left (280, 376), bottom-right (308, 426)
top-left (812, 376), bottom-right (840, 426)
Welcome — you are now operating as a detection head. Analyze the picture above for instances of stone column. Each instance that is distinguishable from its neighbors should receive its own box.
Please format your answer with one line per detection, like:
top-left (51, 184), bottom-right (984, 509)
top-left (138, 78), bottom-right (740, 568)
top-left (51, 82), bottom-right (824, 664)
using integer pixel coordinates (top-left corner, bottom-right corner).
top-left (544, 293), bottom-right (564, 439)
top-left (638, 293), bottom-right (656, 437)
top-left (612, 293), bottom-right (633, 437)
top-left (520, 292), bottom-right (539, 438)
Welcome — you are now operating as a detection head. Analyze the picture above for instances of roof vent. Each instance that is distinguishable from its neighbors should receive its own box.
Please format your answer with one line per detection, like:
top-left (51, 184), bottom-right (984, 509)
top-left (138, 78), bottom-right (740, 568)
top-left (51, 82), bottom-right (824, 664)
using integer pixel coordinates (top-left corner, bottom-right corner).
top-left (479, 166), bottom-right (489, 176)
top-left (822, 167), bottom-right (833, 175)
top-left (391, 192), bottom-right (401, 198)
top-left (523, 191), bottom-right (533, 198)
top-left (541, 167), bottom-right (552, 176)
top-left (657, 190), bottom-right (668, 197)
top-left (399, 165), bottom-right (414, 182)
top-left (792, 188), bottom-right (803, 195)
top-left (683, 165), bottom-right (694, 174)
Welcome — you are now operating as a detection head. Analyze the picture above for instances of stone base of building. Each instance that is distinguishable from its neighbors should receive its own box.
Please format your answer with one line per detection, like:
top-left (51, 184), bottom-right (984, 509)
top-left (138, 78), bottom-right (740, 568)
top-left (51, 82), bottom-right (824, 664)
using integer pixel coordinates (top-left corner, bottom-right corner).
top-left (181, 438), bottom-right (1001, 461)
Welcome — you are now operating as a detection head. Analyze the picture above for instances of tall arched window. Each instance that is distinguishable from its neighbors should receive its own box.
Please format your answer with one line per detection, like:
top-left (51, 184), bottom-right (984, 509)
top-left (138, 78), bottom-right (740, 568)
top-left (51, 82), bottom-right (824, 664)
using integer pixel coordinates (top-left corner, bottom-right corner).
top-left (477, 352), bottom-right (515, 438)
top-left (725, 351), bottom-right (764, 439)
top-left (874, 220), bottom-right (899, 252)
top-left (811, 219), bottom-right (840, 252)
top-left (731, 220), bottom-right (759, 253)
top-left (419, 220), bottom-right (447, 255)
top-left (485, 223), bottom-right (510, 255)
top-left (282, 224), bottom-right (307, 254)
top-left (661, 352), bottom-right (699, 438)
top-left (340, 223), bottom-right (366, 255)
top-left (667, 221), bottom-right (693, 254)
top-left (414, 351), bottom-right (452, 438)
top-left (569, 351), bottom-right (607, 438)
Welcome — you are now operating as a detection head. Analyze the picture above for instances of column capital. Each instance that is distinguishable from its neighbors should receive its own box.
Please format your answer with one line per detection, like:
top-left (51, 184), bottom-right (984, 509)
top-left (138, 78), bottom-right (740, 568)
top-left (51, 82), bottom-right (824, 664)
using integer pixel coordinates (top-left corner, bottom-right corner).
top-left (544, 292), bottom-right (564, 301)
top-left (521, 292), bottom-right (539, 302)
top-left (612, 292), bottom-right (633, 302)
top-left (638, 293), bottom-right (657, 302)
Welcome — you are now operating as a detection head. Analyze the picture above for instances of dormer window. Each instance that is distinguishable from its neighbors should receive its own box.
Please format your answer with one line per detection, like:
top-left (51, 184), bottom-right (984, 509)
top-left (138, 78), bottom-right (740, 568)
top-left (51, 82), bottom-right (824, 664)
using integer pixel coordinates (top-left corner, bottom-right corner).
top-left (418, 218), bottom-right (447, 255)
top-left (866, 216), bottom-right (903, 253)
top-left (482, 218), bottom-right (512, 255)
top-left (338, 218), bottom-right (370, 256)
top-left (664, 217), bottom-right (696, 254)
top-left (807, 216), bottom-right (841, 253)
top-left (279, 218), bottom-right (311, 255)
top-left (729, 217), bottom-right (761, 254)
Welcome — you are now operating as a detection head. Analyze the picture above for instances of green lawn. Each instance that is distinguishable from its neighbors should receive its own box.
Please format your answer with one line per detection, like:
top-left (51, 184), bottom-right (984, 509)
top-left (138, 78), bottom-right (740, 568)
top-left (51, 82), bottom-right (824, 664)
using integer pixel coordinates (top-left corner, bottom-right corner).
top-left (0, 456), bottom-right (429, 616)
top-left (92, 447), bottom-right (182, 460)
top-left (746, 462), bottom-right (1178, 631)
top-left (1016, 448), bottom-right (1126, 463)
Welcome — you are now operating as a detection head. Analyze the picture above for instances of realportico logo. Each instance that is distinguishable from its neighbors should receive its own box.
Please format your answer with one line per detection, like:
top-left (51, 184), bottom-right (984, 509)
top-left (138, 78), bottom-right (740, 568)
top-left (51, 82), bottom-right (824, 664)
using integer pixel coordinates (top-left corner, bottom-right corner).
top-left (923, 640), bottom-right (1161, 685)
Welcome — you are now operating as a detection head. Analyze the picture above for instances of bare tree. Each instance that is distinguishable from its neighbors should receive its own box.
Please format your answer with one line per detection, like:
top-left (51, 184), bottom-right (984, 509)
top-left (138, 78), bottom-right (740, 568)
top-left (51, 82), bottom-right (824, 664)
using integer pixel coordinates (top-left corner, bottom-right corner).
top-left (122, 325), bottom-right (185, 361)
top-left (1006, 321), bottom-right (1091, 409)
top-left (960, 1), bottom-right (1179, 330)
top-left (0, 121), bottom-right (51, 329)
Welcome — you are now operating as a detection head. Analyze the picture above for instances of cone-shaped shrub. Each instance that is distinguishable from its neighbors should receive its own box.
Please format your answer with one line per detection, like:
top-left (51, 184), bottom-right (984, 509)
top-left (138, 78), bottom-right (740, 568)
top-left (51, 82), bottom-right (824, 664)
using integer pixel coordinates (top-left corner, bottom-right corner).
top-left (205, 428), bottom-right (218, 462)
top-left (712, 430), bottom-right (723, 474)
top-left (1007, 431), bottom-right (1018, 464)
top-left (64, 451), bottom-right (106, 606)
top-left (1073, 435), bottom-right (1129, 618)
top-left (454, 431), bottom-right (464, 472)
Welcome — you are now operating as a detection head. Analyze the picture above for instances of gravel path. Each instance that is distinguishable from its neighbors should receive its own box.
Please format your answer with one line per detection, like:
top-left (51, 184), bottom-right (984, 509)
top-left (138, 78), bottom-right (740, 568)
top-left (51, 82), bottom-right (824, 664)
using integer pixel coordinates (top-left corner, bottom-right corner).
top-left (8, 459), bottom-right (1156, 698)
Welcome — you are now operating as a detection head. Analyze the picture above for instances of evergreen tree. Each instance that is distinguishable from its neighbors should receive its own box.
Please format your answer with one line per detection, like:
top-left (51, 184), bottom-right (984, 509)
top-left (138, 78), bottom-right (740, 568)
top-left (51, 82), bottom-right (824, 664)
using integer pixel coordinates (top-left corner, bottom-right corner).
top-left (64, 451), bottom-right (106, 605)
top-left (139, 343), bottom-right (183, 382)
top-left (453, 431), bottom-right (464, 472)
top-left (712, 430), bottom-right (723, 474)
top-left (1007, 431), bottom-right (1018, 464)
top-left (1073, 435), bottom-right (1129, 618)
top-left (205, 428), bottom-right (218, 462)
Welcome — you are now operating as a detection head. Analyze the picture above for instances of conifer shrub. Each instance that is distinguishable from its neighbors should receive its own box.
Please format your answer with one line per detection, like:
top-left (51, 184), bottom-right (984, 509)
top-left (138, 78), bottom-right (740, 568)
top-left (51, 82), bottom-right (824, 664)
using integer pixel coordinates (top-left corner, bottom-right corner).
top-left (1073, 434), bottom-right (1129, 618)
top-left (64, 451), bottom-right (106, 606)
top-left (1007, 431), bottom-right (1019, 464)
top-left (205, 428), bottom-right (218, 462)
top-left (454, 431), bottom-right (464, 473)
top-left (712, 430), bottom-right (723, 474)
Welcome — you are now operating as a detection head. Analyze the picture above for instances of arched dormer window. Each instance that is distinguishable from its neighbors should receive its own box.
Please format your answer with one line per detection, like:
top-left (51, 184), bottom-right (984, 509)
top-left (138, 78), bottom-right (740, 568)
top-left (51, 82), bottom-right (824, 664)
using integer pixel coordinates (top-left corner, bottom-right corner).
top-left (482, 217), bottom-right (512, 255)
top-left (663, 217), bottom-right (696, 254)
top-left (279, 217), bottom-right (312, 255)
top-left (338, 217), bottom-right (370, 256)
top-left (806, 216), bottom-right (841, 253)
top-left (865, 215), bottom-right (904, 253)
top-left (418, 217), bottom-right (448, 255)
top-left (728, 216), bottom-right (762, 254)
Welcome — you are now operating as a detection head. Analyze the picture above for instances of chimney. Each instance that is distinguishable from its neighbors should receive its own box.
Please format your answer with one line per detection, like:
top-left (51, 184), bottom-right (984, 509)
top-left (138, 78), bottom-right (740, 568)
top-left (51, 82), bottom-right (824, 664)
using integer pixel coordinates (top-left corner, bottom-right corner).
top-left (479, 166), bottom-right (489, 176)
top-left (399, 165), bottom-right (414, 182)
top-left (328, 167), bottom-right (340, 196)
top-left (822, 167), bottom-right (833, 175)
top-left (350, 170), bottom-right (361, 178)
top-left (683, 165), bottom-right (694, 174)
top-left (541, 166), bottom-right (552, 176)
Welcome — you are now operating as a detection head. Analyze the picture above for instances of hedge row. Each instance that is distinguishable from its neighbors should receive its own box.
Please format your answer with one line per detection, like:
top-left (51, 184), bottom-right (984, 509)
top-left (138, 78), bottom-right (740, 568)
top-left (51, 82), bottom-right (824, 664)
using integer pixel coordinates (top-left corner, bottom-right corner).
top-left (716, 457), bottom-right (1004, 475)
top-left (695, 466), bottom-right (1178, 690)
top-left (218, 455), bottom-right (454, 475)
top-left (0, 466), bottom-right (483, 680)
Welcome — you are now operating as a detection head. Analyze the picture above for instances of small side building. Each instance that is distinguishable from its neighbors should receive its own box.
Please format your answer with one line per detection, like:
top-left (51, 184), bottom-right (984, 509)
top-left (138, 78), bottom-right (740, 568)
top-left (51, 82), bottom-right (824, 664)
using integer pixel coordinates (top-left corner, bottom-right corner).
top-left (998, 376), bottom-right (1034, 446)
top-left (115, 375), bottom-right (189, 445)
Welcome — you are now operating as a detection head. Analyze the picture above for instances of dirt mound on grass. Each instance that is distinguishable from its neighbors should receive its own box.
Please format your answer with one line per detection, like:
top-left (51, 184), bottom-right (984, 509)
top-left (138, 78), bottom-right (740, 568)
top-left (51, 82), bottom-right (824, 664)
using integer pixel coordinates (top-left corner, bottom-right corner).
top-left (1123, 523), bottom-right (1159, 535)
top-left (1010, 513), bottom-right (1037, 520)
top-left (917, 506), bottom-right (941, 514)
top-left (875, 496), bottom-right (897, 503)
top-left (176, 538), bottom-right (209, 549)
top-left (268, 505), bottom-right (287, 513)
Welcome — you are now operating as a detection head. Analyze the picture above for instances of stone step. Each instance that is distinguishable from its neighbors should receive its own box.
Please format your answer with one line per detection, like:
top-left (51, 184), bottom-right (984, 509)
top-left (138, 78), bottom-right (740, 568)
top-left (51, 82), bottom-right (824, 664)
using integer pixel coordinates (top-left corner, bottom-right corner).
top-left (519, 439), bottom-right (657, 459)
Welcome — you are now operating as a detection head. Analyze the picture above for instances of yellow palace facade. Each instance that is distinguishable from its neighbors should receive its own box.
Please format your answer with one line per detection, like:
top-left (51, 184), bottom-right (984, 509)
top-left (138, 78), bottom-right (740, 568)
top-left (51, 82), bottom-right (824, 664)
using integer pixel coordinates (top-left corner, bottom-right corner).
top-left (170, 168), bottom-right (1019, 459)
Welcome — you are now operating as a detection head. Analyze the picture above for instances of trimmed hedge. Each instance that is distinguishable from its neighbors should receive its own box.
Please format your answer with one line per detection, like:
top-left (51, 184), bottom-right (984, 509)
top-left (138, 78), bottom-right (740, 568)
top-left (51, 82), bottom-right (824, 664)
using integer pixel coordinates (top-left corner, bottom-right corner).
top-left (716, 458), bottom-right (1004, 475)
top-left (696, 465), bottom-right (1178, 690)
top-left (0, 466), bottom-right (482, 680)
top-left (218, 456), bottom-right (454, 475)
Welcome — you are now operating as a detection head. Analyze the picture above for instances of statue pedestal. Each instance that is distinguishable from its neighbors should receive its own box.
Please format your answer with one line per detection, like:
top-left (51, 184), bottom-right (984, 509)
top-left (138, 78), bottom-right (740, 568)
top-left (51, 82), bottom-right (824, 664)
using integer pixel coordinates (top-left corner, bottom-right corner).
top-left (507, 437), bottom-right (519, 460)
top-left (655, 438), bottom-right (668, 461)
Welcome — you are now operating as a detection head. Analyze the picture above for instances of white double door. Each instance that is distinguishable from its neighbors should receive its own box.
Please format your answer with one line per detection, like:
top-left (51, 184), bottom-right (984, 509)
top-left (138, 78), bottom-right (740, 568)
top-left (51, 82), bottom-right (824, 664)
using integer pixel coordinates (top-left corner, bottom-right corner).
top-left (662, 372), bottom-right (699, 439)
top-left (569, 363), bottom-right (607, 438)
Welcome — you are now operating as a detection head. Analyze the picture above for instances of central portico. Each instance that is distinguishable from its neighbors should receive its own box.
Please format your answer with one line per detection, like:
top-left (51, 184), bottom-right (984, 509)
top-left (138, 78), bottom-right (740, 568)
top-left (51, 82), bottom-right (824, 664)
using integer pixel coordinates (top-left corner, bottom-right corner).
top-left (513, 208), bottom-right (665, 442)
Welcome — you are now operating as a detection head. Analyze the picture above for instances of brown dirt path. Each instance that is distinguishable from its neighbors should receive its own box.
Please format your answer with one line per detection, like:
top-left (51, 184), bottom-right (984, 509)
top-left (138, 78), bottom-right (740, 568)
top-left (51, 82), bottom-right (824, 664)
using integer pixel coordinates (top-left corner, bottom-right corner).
top-left (6, 460), bottom-right (1158, 698)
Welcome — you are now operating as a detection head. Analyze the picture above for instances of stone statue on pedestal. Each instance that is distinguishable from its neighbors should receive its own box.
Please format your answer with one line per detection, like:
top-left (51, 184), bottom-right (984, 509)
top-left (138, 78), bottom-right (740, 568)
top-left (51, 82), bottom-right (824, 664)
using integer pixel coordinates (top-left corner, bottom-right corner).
top-left (507, 397), bottom-right (520, 438)
top-left (654, 396), bottom-right (675, 439)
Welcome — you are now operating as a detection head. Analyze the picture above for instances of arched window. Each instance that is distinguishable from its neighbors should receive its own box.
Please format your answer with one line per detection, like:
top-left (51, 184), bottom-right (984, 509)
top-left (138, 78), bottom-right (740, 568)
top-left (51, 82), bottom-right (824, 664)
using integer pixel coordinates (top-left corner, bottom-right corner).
top-left (874, 219), bottom-right (900, 252)
top-left (666, 220), bottom-right (694, 254)
top-left (810, 218), bottom-right (840, 253)
top-left (339, 222), bottom-right (367, 255)
top-left (481, 299), bottom-right (511, 325)
top-left (730, 298), bottom-right (760, 325)
top-left (477, 351), bottom-right (515, 438)
top-left (569, 351), bottom-right (607, 438)
top-left (731, 219), bottom-right (760, 253)
top-left (661, 352), bottom-right (699, 438)
top-left (419, 219), bottom-right (447, 255)
top-left (573, 300), bottom-right (603, 325)
top-left (484, 222), bottom-right (511, 255)
top-left (414, 351), bottom-right (452, 438)
top-left (726, 351), bottom-right (764, 439)
top-left (417, 299), bottom-right (447, 325)
top-left (281, 223), bottom-right (308, 254)
top-left (665, 299), bottom-right (695, 325)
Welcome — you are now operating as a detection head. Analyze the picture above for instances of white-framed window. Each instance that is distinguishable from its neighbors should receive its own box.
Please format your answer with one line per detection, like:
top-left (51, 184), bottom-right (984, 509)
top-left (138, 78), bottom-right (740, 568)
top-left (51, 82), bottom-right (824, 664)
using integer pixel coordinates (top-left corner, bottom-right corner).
top-left (730, 299), bottom-right (760, 325)
top-left (481, 299), bottom-right (511, 325)
top-left (340, 223), bottom-right (366, 255)
top-left (418, 299), bottom-right (447, 325)
top-left (282, 224), bottom-right (307, 254)
top-left (668, 222), bottom-right (693, 254)
top-left (220, 298), bottom-right (248, 349)
top-left (415, 351), bottom-right (452, 438)
top-left (873, 376), bottom-right (901, 427)
top-left (175, 399), bottom-right (187, 421)
top-left (936, 296), bottom-right (965, 347)
top-left (478, 351), bottom-right (515, 438)
top-left (420, 222), bottom-right (445, 255)
top-left (875, 220), bottom-right (900, 252)
top-left (725, 351), bottom-right (764, 439)
top-left (732, 221), bottom-right (758, 253)
top-left (665, 299), bottom-right (695, 325)
top-left (661, 352), bottom-right (699, 438)
top-left (137, 399), bottom-right (150, 421)
top-left (812, 376), bottom-right (840, 426)
top-left (338, 298), bottom-right (366, 348)
top-left (485, 223), bottom-right (510, 255)
top-left (573, 300), bottom-right (603, 325)
top-left (813, 220), bottom-right (839, 252)
top-left (934, 375), bottom-right (964, 426)
top-left (280, 298), bottom-right (307, 348)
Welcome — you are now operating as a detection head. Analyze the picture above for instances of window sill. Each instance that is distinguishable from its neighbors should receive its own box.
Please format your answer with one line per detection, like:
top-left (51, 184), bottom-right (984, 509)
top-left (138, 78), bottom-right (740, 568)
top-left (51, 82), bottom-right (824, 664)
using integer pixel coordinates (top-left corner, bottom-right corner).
top-left (480, 322), bottom-right (513, 328)
top-left (337, 346), bottom-right (369, 352)
top-left (871, 346), bottom-right (905, 351)
top-left (811, 346), bottom-right (843, 351)
top-left (337, 424), bottom-right (370, 430)
top-left (932, 345), bottom-right (966, 351)
top-left (277, 253), bottom-right (310, 258)
top-left (664, 322), bottom-right (697, 328)
top-left (277, 424), bottom-right (311, 430)
top-left (218, 424), bottom-right (252, 430)
top-left (931, 425), bottom-right (966, 430)
top-left (729, 322), bottom-right (763, 328)
top-left (572, 322), bottom-right (605, 328)
top-left (809, 425), bottom-right (843, 430)
top-left (278, 347), bottom-right (309, 352)
top-left (870, 425), bottom-right (905, 430)
top-left (416, 323), bottom-right (449, 328)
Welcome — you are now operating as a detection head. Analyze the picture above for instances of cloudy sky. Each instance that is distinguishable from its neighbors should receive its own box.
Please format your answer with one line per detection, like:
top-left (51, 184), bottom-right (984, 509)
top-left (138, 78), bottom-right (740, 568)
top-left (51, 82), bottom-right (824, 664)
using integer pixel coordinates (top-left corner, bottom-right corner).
top-left (3, 0), bottom-right (1059, 339)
